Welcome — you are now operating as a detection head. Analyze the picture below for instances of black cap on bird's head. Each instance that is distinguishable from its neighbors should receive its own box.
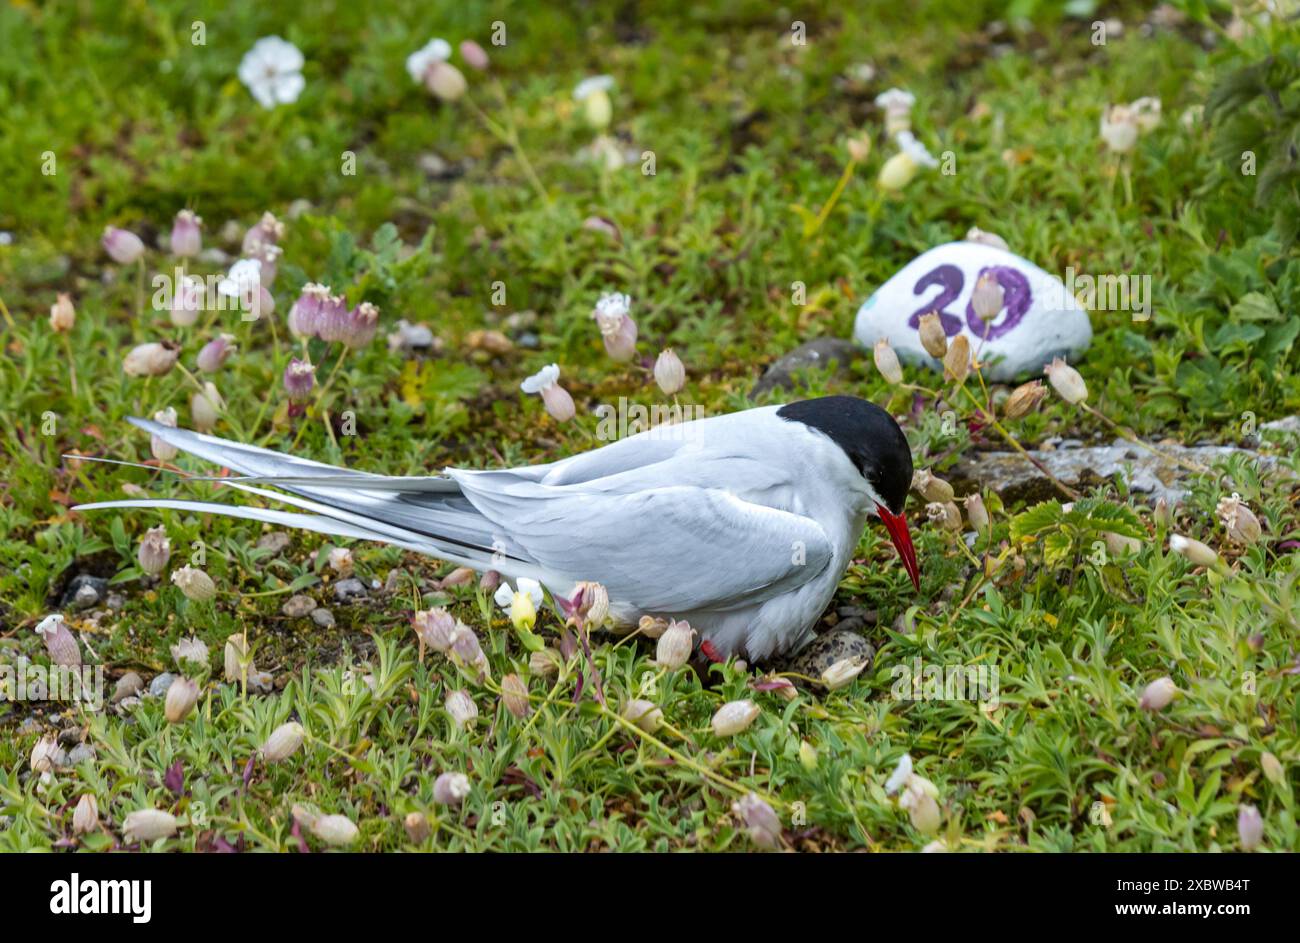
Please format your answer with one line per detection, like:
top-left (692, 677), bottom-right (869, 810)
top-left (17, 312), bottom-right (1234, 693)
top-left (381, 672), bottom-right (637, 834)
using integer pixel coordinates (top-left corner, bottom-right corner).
top-left (778, 395), bottom-right (919, 591)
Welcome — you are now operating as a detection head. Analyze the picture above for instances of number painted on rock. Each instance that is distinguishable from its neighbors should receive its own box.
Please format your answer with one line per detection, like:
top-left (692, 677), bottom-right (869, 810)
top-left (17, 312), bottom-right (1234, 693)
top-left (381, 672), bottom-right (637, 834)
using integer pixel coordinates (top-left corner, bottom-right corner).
top-left (906, 264), bottom-right (964, 337)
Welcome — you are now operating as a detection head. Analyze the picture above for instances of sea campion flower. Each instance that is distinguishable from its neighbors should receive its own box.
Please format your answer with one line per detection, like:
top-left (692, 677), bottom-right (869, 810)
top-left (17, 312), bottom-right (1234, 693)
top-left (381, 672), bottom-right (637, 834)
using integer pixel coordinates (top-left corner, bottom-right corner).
top-left (559, 581), bottom-right (610, 629)
top-left (151, 407), bottom-right (179, 461)
top-left (574, 75), bottom-right (615, 129)
top-left (102, 227), bottom-right (145, 264)
top-left (246, 241), bottom-right (282, 286)
top-left (412, 608), bottom-right (456, 653)
top-left (592, 292), bottom-right (637, 361)
top-left (1238, 804), bottom-right (1264, 851)
top-left (873, 338), bottom-right (903, 384)
top-left (49, 293), bottom-right (75, 333)
top-left (912, 469), bottom-right (954, 503)
top-left (520, 363), bottom-right (575, 422)
top-left (190, 381), bottom-right (223, 432)
top-left (242, 212), bottom-right (286, 254)
top-left (287, 283), bottom-right (334, 337)
top-left (170, 210), bottom-right (202, 258)
top-left (711, 699), bottom-right (760, 736)
top-left (620, 698), bottom-right (664, 732)
top-left (445, 689), bottom-right (478, 728)
top-left (1099, 104), bottom-right (1139, 153)
top-left (875, 87), bottom-right (915, 136)
top-left (73, 794), bottom-right (99, 835)
top-left (885, 754), bottom-right (942, 834)
top-left (328, 547), bottom-right (353, 576)
top-left (964, 493), bottom-right (990, 533)
top-left (164, 676), bottom-right (200, 723)
top-left (283, 358), bottom-right (316, 402)
top-left (917, 312), bottom-right (948, 358)
top-left (943, 334), bottom-right (971, 384)
top-left (821, 656), bottom-right (867, 690)
top-left (137, 525), bottom-right (171, 576)
top-left (655, 620), bottom-right (695, 669)
top-left (1169, 534), bottom-right (1217, 568)
top-left (217, 258), bottom-right (265, 313)
top-left (878, 131), bottom-right (939, 191)
top-left (926, 501), bottom-right (962, 532)
top-left (196, 334), bottom-right (236, 373)
top-left (261, 722), bottom-right (305, 762)
top-left (966, 226), bottom-right (1010, 251)
top-left (653, 349), bottom-right (686, 395)
top-left (501, 673), bottom-right (532, 718)
top-left (406, 38), bottom-right (451, 83)
top-left (1043, 356), bottom-right (1088, 404)
top-left (123, 341), bottom-right (180, 377)
top-left (169, 274), bottom-right (206, 327)
top-left (171, 565), bottom-right (217, 602)
top-left (1216, 493), bottom-right (1262, 545)
top-left (35, 614), bottom-right (80, 668)
top-left (460, 40), bottom-right (490, 71)
top-left (1138, 676), bottom-right (1177, 711)
top-left (732, 793), bottom-right (781, 849)
top-left (971, 273), bottom-right (1005, 322)
top-left (433, 771), bottom-right (472, 805)
top-left (170, 636), bottom-right (209, 672)
top-left (123, 809), bottom-right (178, 843)
top-left (237, 36), bottom-right (305, 108)
top-left (494, 578), bottom-right (543, 630)
top-left (1004, 380), bottom-right (1047, 419)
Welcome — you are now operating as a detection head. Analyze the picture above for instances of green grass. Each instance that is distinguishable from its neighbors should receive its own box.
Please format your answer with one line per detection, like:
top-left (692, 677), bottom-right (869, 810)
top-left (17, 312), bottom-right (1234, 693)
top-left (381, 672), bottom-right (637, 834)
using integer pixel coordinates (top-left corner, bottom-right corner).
top-left (1, 0), bottom-right (1298, 851)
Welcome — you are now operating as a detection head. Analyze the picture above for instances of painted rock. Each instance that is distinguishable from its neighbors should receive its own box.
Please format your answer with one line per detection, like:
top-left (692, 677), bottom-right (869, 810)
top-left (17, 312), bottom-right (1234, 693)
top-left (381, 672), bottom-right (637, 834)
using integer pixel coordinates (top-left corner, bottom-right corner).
top-left (853, 240), bottom-right (1091, 381)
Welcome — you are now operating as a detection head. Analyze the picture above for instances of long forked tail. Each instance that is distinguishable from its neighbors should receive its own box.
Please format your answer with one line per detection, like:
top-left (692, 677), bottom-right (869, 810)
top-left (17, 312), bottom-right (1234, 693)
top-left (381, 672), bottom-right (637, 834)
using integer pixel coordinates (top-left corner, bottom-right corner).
top-left (73, 418), bottom-right (537, 577)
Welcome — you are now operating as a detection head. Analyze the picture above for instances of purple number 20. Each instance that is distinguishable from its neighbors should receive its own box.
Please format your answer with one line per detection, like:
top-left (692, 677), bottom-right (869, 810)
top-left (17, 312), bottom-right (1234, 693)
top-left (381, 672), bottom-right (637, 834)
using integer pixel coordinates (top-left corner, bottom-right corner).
top-left (906, 264), bottom-right (1032, 342)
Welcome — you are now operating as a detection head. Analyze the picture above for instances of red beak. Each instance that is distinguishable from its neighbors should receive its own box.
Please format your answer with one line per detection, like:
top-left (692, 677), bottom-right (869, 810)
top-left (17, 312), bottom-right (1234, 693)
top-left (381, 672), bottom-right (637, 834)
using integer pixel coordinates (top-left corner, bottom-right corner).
top-left (876, 503), bottom-right (920, 592)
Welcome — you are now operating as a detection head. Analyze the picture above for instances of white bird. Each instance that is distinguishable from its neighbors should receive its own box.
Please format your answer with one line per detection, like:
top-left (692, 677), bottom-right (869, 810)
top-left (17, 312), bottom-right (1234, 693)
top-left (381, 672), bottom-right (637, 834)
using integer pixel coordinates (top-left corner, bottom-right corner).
top-left (74, 395), bottom-right (918, 661)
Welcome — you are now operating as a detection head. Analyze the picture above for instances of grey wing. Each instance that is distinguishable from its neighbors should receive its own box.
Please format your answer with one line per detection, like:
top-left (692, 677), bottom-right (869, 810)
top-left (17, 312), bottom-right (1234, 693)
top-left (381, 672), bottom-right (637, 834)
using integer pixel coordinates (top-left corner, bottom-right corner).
top-left (451, 476), bottom-right (834, 613)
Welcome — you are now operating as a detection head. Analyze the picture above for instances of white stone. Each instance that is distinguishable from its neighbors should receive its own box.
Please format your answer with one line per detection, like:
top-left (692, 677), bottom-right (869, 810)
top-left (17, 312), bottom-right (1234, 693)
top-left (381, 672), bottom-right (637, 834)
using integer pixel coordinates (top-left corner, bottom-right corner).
top-left (853, 240), bottom-right (1091, 381)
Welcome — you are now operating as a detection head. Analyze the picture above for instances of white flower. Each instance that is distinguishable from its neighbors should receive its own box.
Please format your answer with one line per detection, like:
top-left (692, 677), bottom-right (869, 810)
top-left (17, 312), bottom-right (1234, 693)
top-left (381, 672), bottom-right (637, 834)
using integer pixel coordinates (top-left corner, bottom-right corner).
top-left (493, 578), bottom-right (544, 620)
top-left (520, 364), bottom-right (561, 395)
top-left (896, 130), bottom-right (939, 168)
top-left (217, 258), bottom-right (263, 299)
top-left (1100, 104), bottom-right (1139, 153)
top-left (406, 38), bottom-right (451, 83)
top-left (237, 36), bottom-right (305, 109)
top-left (1130, 96), bottom-right (1161, 133)
top-left (885, 753), bottom-right (914, 795)
top-left (874, 88), bottom-right (915, 112)
top-left (593, 291), bottom-right (632, 321)
top-left (573, 75), bottom-right (615, 100)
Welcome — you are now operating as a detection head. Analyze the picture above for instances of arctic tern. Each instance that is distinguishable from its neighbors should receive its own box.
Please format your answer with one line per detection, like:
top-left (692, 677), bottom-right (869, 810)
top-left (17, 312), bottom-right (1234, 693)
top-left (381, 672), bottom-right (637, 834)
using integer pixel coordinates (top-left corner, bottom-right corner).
top-left (75, 395), bottom-right (918, 661)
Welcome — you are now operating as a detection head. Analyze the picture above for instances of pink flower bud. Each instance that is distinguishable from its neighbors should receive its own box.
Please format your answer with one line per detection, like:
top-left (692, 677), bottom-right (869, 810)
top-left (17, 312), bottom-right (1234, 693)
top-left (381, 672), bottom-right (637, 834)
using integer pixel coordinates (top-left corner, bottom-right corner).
top-left (445, 689), bottom-right (478, 728)
top-left (731, 792), bottom-right (781, 849)
top-left (1169, 534), bottom-right (1218, 568)
top-left (1237, 804), bottom-right (1264, 851)
top-left (196, 334), bottom-right (237, 373)
top-left (460, 40), bottom-right (489, 71)
top-left (283, 357), bottom-right (316, 402)
top-left (342, 301), bottom-right (379, 348)
top-left (171, 565), bottom-right (217, 602)
top-left (917, 312), bottom-right (948, 358)
top-left (170, 210), bottom-right (203, 258)
top-left (167, 274), bottom-right (204, 327)
top-left (501, 673), bottom-right (532, 718)
top-left (711, 699), bottom-right (760, 736)
top-left (102, 226), bottom-right (145, 264)
top-left (965, 227), bottom-right (1010, 251)
top-left (1216, 493), bottom-right (1262, 545)
top-left (190, 381), bottom-right (223, 432)
top-left (971, 273), bottom-right (1005, 322)
top-left (73, 794), bottom-right (99, 835)
top-left (123, 809), bottom-right (178, 843)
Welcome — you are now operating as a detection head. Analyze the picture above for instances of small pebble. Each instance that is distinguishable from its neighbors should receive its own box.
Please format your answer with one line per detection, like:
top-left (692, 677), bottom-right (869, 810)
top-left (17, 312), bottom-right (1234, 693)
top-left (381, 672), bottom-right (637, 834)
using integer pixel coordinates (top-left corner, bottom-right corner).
top-left (310, 608), bottom-right (335, 628)
top-left (106, 592), bottom-right (126, 611)
top-left (332, 578), bottom-right (367, 603)
top-left (148, 672), bottom-right (175, 698)
top-left (282, 594), bottom-right (316, 618)
top-left (62, 574), bottom-right (107, 610)
top-left (256, 532), bottom-right (292, 554)
top-left (113, 671), bottom-right (144, 702)
top-left (68, 743), bottom-right (96, 765)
